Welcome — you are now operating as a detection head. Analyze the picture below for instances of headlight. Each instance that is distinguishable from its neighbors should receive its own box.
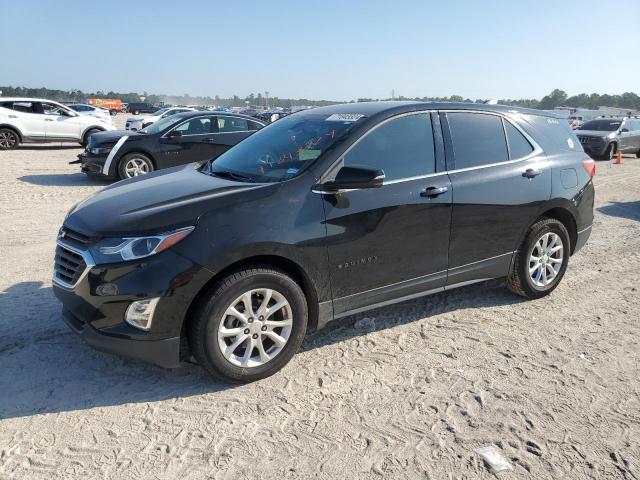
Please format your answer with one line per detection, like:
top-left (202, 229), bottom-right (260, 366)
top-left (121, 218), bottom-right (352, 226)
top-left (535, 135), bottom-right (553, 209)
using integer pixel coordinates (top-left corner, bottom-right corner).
top-left (89, 226), bottom-right (194, 264)
top-left (90, 147), bottom-right (112, 155)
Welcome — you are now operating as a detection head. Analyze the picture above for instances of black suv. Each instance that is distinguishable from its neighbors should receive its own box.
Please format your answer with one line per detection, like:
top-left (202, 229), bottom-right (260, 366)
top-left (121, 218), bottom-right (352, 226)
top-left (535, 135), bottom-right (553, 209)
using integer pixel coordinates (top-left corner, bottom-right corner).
top-left (575, 117), bottom-right (640, 160)
top-left (127, 102), bottom-right (158, 114)
top-left (54, 102), bottom-right (595, 382)
top-left (77, 111), bottom-right (265, 180)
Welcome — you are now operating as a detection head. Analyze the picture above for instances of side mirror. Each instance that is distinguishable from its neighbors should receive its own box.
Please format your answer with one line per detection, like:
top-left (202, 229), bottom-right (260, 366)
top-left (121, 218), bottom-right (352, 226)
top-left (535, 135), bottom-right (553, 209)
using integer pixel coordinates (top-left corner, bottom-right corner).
top-left (166, 130), bottom-right (182, 139)
top-left (316, 165), bottom-right (385, 192)
top-left (620, 128), bottom-right (629, 133)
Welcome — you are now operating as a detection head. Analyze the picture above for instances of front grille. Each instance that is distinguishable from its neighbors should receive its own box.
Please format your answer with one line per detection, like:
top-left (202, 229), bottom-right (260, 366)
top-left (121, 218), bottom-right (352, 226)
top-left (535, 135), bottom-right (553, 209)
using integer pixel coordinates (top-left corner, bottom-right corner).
top-left (59, 226), bottom-right (95, 248)
top-left (578, 137), bottom-right (589, 144)
top-left (54, 244), bottom-right (87, 287)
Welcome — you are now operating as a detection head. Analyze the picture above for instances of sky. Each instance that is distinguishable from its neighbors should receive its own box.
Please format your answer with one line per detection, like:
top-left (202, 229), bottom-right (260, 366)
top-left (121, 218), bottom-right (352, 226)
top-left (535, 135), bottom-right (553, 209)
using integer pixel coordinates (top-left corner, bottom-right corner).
top-left (2, 0), bottom-right (639, 101)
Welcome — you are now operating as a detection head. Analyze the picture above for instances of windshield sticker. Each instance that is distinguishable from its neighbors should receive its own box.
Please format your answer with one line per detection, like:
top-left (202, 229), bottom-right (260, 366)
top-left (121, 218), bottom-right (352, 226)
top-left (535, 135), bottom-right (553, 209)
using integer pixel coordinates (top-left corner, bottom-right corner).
top-left (567, 138), bottom-right (575, 149)
top-left (325, 113), bottom-right (365, 122)
top-left (298, 149), bottom-right (322, 161)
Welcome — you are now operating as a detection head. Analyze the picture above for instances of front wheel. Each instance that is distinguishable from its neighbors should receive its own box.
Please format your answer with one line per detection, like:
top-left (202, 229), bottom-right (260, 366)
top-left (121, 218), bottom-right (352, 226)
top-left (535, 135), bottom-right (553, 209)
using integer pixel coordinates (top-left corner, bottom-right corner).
top-left (188, 267), bottom-right (308, 382)
top-left (507, 218), bottom-right (570, 299)
top-left (117, 153), bottom-right (154, 179)
top-left (603, 143), bottom-right (616, 161)
top-left (0, 128), bottom-right (20, 149)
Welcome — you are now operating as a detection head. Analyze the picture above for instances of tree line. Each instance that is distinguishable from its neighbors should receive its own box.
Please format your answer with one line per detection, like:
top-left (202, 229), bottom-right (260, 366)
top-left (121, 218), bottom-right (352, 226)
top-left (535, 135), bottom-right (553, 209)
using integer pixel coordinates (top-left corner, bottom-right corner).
top-left (2, 86), bottom-right (639, 111)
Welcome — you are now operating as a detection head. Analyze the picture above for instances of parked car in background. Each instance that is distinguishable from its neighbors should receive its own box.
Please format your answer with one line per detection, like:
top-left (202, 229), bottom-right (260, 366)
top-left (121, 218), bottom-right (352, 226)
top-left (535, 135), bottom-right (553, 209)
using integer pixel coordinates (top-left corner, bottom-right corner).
top-left (127, 102), bottom-right (157, 115)
top-left (77, 111), bottom-right (264, 179)
top-left (121, 103), bottom-right (129, 113)
top-left (55, 102), bottom-right (594, 382)
top-left (68, 103), bottom-right (111, 121)
top-left (254, 110), bottom-right (289, 123)
top-left (86, 98), bottom-right (123, 116)
top-left (125, 107), bottom-right (196, 131)
top-left (575, 117), bottom-right (640, 160)
top-left (0, 98), bottom-right (115, 149)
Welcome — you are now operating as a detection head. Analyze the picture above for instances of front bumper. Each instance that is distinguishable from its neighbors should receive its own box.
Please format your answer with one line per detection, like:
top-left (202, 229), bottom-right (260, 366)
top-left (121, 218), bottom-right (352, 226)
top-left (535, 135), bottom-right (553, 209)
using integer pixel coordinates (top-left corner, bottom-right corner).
top-left (77, 152), bottom-right (111, 178)
top-left (578, 139), bottom-right (607, 157)
top-left (62, 307), bottom-right (181, 368)
top-left (53, 243), bottom-right (212, 368)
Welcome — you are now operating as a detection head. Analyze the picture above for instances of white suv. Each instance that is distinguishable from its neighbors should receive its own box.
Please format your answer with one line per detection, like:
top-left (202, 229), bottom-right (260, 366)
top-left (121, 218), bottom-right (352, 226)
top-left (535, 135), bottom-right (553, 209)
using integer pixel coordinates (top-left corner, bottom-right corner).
top-left (0, 98), bottom-right (116, 149)
top-left (125, 106), bottom-right (195, 131)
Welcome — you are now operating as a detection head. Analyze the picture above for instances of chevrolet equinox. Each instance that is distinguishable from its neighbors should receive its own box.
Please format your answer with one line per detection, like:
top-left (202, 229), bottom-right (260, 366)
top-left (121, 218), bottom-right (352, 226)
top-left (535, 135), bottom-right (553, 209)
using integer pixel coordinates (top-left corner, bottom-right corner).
top-left (53, 102), bottom-right (595, 382)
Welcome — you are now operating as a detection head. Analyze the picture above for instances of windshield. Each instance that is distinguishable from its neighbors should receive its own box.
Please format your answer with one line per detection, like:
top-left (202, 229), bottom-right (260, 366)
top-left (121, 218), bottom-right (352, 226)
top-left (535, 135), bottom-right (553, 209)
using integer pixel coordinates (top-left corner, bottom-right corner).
top-left (139, 115), bottom-right (183, 134)
top-left (205, 113), bottom-right (363, 182)
top-left (579, 119), bottom-right (622, 131)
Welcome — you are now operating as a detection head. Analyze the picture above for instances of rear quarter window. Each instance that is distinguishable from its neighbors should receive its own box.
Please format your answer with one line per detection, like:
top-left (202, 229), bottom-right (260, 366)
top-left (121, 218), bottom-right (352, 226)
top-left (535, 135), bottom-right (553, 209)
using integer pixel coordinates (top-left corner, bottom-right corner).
top-left (514, 114), bottom-right (580, 153)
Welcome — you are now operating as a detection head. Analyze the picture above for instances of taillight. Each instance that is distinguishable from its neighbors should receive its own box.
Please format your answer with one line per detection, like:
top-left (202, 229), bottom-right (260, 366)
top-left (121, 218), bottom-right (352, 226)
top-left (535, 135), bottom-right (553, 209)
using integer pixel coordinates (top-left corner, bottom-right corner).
top-left (582, 158), bottom-right (596, 177)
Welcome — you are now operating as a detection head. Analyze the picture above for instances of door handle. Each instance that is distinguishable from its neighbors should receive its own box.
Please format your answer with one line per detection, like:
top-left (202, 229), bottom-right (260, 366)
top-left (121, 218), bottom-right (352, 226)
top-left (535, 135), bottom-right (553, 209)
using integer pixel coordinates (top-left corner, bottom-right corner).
top-left (8, 115), bottom-right (17, 118)
top-left (201, 138), bottom-right (216, 143)
top-left (523, 168), bottom-right (541, 178)
top-left (44, 118), bottom-right (54, 122)
top-left (420, 185), bottom-right (448, 197)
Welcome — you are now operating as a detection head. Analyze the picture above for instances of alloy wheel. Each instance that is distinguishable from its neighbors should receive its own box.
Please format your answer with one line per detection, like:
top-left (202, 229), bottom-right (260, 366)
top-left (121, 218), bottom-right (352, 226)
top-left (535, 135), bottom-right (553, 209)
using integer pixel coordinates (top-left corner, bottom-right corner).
top-left (0, 131), bottom-right (17, 149)
top-left (217, 288), bottom-right (293, 367)
top-left (529, 232), bottom-right (564, 287)
top-left (124, 158), bottom-right (150, 177)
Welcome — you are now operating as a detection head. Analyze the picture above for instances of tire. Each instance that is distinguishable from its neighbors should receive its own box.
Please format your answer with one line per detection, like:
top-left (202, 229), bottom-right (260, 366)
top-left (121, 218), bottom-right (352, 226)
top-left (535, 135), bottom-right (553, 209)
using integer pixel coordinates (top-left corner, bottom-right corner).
top-left (109, 109), bottom-right (117, 116)
top-left (82, 128), bottom-right (102, 147)
top-left (507, 217), bottom-right (570, 299)
top-left (117, 152), bottom-right (154, 179)
top-left (0, 128), bottom-right (20, 150)
top-left (635, 150), bottom-right (640, 159)
top-left (188, 267), bottom-right (308, 382)
top-left (133, 110), bottom-right (140, 115)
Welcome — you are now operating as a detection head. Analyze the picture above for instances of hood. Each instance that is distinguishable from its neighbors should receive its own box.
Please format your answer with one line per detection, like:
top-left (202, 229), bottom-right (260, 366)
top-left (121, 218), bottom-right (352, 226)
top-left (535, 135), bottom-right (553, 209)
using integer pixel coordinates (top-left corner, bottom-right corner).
top-left (65, 164), bottom-right (266, 235)
top-left (575, 130), bottom-right (614, 138)
top-left (88, 129), bottom-right (137, 146)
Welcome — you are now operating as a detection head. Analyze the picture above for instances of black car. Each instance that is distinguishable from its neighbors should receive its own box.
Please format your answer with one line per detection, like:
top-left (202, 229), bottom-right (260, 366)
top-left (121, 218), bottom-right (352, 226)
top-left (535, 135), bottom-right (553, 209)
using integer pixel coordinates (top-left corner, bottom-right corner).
top-left (77, 111), bottom-right (265, 180)
top-left (54, 102), bottom-right (595, 382)
top-left (575, 117), bottom-right (640, 160)
top-left (127, 102), bottom-right (158, 114)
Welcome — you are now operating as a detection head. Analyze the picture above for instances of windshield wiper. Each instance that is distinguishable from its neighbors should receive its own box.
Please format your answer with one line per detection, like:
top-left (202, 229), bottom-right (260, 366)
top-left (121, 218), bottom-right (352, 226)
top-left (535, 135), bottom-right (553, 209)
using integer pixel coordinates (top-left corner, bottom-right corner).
top-left (210, 170), bottom-right (255, 182)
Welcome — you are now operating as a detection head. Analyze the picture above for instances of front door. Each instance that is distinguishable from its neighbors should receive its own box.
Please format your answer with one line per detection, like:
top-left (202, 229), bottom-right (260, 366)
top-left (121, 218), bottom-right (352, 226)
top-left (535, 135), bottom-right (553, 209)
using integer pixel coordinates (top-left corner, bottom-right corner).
top-left (11, 101), bottom-right (47, 138)
top-left (159, 115), bottom-right (218, 167)
top-left (441, 111), bottom-right (552, 286)
top-left (320, 112), bottom-right (452, 317)
top-left (42, 102), bottom-right (83, 139)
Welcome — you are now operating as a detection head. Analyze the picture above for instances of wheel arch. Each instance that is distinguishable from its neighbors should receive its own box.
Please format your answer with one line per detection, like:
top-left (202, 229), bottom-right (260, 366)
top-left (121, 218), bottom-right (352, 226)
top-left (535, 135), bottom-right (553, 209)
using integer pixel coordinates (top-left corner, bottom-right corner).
top-left (81, 126), bottom-right (105, 144)
top-left (180, 254), bottom-right (320, 358)
top-left (537, 207), bottom-right (578, 254)
top-left (0, 124), bottom-right (23, 142)
top-left (117, 149), bottom-right (158, 169)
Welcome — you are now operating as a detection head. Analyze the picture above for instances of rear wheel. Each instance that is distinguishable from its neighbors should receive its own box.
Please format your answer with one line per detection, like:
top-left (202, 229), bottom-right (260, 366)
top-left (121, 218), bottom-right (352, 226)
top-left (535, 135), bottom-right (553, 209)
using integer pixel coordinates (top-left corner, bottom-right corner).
top-left (117, 153), bottom-right (154, 179)
top-left (0, 128), bottom-right (19, 149)
top-left (133, 110), bottom-right (140, 115)
top-left (507, 218), bottom-right (570, 299)
top-left (188, 267), bottom-right (308, 382)
top-left (109, 109), bottom-right (117, 116)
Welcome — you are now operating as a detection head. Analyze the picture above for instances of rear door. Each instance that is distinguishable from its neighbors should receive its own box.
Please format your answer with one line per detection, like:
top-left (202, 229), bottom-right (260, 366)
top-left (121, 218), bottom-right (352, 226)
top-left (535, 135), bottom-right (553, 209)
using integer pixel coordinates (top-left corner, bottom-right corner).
top-left (207, 116), bottom-right (262, 158)
top-left (10, 101), bottom-right (47, 138)
top-left (441, 110), bottom-right (551, 286)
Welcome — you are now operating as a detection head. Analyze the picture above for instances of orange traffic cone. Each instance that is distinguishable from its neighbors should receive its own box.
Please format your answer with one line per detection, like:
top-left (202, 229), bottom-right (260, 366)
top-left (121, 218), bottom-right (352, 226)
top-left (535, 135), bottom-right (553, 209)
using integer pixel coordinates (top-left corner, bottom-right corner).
top-left (615, 151), bottom-right (623, 164)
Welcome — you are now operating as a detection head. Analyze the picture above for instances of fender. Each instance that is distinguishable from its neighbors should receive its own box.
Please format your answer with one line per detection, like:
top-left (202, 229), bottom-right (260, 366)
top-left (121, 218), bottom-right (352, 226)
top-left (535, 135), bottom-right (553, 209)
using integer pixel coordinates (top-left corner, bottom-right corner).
top-left (0, 124), bottom-right (23, 142)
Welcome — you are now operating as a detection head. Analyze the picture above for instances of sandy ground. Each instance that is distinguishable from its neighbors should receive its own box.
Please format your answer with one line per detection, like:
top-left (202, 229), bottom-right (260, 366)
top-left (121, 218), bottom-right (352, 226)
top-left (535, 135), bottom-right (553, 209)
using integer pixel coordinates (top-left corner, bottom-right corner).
top-left (0, 117), bottom-right (639, 479)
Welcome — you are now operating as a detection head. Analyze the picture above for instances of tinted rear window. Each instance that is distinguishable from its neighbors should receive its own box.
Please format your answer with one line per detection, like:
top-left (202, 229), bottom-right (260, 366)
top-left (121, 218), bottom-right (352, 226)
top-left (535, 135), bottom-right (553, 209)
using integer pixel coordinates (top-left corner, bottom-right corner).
top-left (516, 114), bottom-right (579, 153)
top-left (447, 112), bottom-right (508, 169)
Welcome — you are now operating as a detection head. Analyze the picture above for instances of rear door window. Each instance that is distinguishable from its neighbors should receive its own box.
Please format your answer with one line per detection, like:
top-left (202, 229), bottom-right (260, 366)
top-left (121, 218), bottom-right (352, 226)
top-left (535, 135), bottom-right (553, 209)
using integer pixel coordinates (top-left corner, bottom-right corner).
top-left (447, 112), bottom-right (508, 169)
top-left (343, 113), bottom-right (435, 181)
top-left (217, 116), bottom-right (249, 132)
top-left (504, 121), bottom-right (534, 159)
